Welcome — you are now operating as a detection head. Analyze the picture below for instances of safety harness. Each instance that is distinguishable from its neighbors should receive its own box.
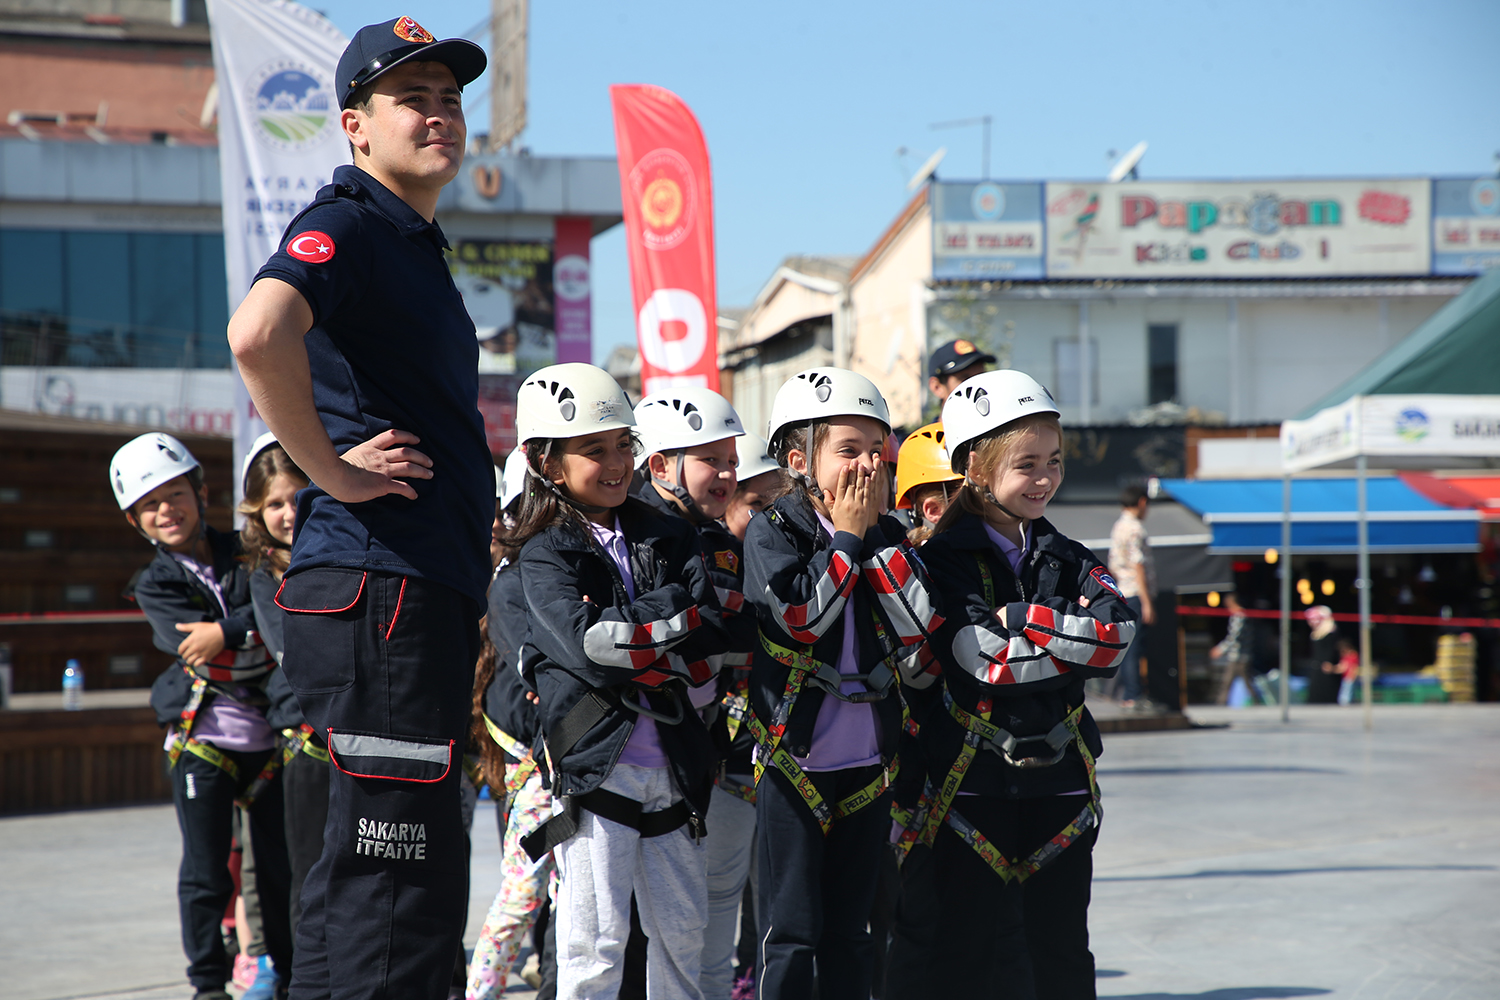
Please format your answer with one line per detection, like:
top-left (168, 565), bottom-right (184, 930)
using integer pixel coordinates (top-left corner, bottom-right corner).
top-left (747, 615), bottom-right (903, 835)
top-left (715, 677), bottom-right (757, 805)
top-left (166, 668), bottom-right (283, 808)
top-left (520, 684), bottom-right (700, 861)
top-left (890, 555), bottom-right (1101, 884)
top-left (482, 712), bottom-right (540, 801)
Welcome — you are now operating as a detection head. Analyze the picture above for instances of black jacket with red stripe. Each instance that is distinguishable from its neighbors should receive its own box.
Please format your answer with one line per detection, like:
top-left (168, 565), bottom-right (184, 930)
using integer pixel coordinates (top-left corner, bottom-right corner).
top-left (518, 497), bottom-right (728, 820)
top-left (917, 512), bottom-right (1137, 798)
top-left (743, 489), bottom-right (943, 775)
top-left (130, 526), bottom-right (274, 727)
top-left (633, 482), bottom-right (758, 775)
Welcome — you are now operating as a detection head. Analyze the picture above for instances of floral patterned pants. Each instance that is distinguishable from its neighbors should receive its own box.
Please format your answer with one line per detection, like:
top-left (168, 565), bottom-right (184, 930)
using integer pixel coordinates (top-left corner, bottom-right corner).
top-left (466, 769), bottom-right (555, 1000)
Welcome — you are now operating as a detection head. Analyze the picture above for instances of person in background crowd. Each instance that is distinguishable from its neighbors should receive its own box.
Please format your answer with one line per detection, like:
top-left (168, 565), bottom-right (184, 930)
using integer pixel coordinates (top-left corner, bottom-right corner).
top-left (226, 18), bottom-right (493, 999)
top-left (747, 367), bottom-right (942, 1000)
top-left (927, 340), bottom-right (996, 404)
top-left (1108, 485), bottom-right (1156, 709)
top-left (510, 363), bottom-right (729, 1000)
top-left (894, 423), bottom-right (964, 547)
top-left (631, 387), bottom-right (761, 1000)
top-left (239, 432), bottom-right (316, 1000)
top-left (1210, 592), bottom-right (1251, 705)
top-left (467, 450), bottom-right (553, 1000)
top-left (724, 434), bottom-right (784, 542)
top-left (1306, 605), bottom-right (1343, 704)
top-left (917, 369), bottom-right (1136, 997)
top-left (112, 433), bottom-right (292, 1000)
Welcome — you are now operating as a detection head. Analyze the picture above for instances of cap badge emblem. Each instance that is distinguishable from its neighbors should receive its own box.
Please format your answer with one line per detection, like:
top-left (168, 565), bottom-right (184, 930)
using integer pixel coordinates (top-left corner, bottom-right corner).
top-left (393, 17), bottom-right (434, 43)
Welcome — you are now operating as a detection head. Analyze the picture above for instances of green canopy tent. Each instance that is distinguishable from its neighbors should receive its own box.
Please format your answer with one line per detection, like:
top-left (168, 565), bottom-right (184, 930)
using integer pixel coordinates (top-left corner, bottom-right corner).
top-left (1278, 268), bottom-right (1500, 726)
top-left (1298, 268), bottom-right (1500, 416)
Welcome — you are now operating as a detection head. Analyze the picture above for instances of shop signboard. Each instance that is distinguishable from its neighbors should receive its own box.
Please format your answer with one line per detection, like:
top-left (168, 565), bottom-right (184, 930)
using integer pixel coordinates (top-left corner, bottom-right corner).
top-left (1282, 394), bottom-right (1500, 473)
top-left (1432, 177), bottom-right (1500, 275)
top-left (931, 182), bottom-right (1045, 280)
top-left (1044, 179), bottom-right (1431, 279)
top-left (447, 239), bottom-right (557, 457)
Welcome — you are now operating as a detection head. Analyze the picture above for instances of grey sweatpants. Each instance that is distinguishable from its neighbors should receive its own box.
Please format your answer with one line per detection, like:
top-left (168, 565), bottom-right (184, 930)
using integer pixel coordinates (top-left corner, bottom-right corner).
top-left (554, 763), bottom-right (709, 1000)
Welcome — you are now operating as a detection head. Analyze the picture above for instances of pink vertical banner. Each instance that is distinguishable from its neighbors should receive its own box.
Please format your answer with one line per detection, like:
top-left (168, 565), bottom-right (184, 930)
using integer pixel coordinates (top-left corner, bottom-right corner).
top-left (553, 217), bottom-right (593, 364)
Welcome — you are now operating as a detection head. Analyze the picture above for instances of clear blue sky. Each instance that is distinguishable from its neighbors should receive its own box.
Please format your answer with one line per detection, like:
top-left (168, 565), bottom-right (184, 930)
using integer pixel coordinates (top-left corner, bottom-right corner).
top-left (314, 0), bottom-right (1500, 364)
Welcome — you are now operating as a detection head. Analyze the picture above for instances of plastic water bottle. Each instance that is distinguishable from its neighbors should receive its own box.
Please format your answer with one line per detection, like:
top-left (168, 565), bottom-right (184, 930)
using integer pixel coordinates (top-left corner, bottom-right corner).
top-left (62, 659), bottom-right (83, 711)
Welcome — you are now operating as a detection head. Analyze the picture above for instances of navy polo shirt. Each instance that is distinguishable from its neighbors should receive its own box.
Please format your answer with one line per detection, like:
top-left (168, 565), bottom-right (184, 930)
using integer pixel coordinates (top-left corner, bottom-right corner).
top-left (254, 165), bottom-right (491, 608)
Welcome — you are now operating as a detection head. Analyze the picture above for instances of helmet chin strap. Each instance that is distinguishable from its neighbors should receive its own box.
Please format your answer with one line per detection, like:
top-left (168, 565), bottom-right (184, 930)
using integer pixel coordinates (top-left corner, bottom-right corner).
top-left (968, 477), bottom-right (1027, 523)
top-left (652, 448), bottom-right (707, 523)
top-left (533, 443), bottom-right (609, 516)
top-left (788, 418), bottom-right (818, 490)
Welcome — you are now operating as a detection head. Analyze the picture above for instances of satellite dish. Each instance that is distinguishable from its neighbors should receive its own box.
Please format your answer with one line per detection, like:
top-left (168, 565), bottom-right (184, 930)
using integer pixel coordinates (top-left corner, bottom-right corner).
top-left (906, 147), bottom-right (947, 191)
top-left (1107, 140), bottom-right (1148, 183)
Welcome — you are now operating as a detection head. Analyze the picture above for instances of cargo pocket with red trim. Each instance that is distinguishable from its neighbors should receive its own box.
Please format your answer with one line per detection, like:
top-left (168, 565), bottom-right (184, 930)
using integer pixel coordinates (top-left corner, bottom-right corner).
top-left (327, 728), bottom-right (466, 872)
top-left (327, 728), bottom-right (453, 784)
top-left (275, 568), bottom-right (367, 693)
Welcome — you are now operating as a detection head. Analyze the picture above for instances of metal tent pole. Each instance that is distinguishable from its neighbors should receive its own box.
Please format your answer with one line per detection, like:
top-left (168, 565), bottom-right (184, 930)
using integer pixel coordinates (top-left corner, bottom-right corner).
top-left (1358, 454), bottom-right (1373, 731)
top-left (1280, 473), bottom-right (1292, 723)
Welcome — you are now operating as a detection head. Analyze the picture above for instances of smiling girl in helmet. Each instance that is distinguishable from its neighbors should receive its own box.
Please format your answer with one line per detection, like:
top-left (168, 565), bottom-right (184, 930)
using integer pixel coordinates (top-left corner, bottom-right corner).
top-left (912, 370), bottom-right (1138, 997)
top-left (110, 432), bottom-right (291, 1000)
top-left (502, 363), bottom-right (730, 1000)
top-left (744, 367), bottom-right (943, 1000)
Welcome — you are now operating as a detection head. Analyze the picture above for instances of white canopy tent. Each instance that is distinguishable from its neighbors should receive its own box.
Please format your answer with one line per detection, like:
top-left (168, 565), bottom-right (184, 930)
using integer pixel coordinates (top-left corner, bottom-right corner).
top-left (1278, 394), bottom-right (1500, 727)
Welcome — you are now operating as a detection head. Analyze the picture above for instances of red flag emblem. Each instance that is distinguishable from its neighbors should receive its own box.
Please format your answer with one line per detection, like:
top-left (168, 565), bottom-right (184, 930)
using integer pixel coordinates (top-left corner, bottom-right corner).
top-left (287, 231), bottom-right (336, 263)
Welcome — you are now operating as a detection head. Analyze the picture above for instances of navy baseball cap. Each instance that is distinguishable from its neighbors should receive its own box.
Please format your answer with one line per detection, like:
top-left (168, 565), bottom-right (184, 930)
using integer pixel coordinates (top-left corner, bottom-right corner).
top-left (335, 16), bottom-right (487, 110)
top-left (928, 339), bottom-right (996, 378)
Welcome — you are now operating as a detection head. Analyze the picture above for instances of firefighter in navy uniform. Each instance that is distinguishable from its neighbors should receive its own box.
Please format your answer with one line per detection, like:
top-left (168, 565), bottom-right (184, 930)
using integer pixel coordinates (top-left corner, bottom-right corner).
top-left (226, 17), bottom-right (490, 1000)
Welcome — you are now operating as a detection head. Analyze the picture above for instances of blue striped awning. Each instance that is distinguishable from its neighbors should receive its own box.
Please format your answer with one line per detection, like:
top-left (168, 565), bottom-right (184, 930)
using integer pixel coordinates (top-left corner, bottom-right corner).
top-left (1159, 477), bottom-right (1480, 555)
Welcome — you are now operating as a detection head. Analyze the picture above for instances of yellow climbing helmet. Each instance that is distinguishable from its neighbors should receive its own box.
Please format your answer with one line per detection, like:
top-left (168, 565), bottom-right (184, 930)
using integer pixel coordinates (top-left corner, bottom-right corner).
top-left (895, 423), bottom-right (963, 510)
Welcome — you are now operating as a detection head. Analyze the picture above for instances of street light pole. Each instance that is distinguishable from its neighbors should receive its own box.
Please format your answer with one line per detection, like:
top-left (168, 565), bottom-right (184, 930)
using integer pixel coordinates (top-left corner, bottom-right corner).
top-left (1280, 473), bottom-right (1292, 723)
top-left (1358, 454), bottom-right (1374, 731)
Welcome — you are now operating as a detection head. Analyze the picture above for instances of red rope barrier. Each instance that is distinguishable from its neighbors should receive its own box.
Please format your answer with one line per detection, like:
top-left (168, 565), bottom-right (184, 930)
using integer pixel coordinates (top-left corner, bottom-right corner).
top-left (1175, 605), bottom-right (1500, 628)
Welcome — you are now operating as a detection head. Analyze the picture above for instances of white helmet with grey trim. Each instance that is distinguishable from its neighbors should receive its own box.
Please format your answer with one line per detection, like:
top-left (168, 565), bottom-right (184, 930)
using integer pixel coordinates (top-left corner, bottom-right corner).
top-left (735, 433), bottom-right (780, 482)
top-left (110, 432), bottom-right (201, 510)
top-left (940, 369), bottom-right (1059, 475)
top-left (498, 446), bottom-right (528, 509)
top-left (240, 430), bottom-right (281, 495)
top-left (633, 387), bottom-right (745, 470)
top-left (515, 363), bottom-right (635, 445)
top-left (767, 367), bottom-right (891, 448)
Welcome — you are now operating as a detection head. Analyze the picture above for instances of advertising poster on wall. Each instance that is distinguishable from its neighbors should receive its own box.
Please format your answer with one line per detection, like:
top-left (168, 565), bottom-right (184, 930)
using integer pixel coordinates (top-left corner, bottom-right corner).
top-left (1432, 177), bottom-right (1500, 275)
top-left (448, 239), bottom-right (555, 455)
top-left (1044, 179), bottom-right (1432, 279)
top-left (931, 182), bottom-right (1045, 280)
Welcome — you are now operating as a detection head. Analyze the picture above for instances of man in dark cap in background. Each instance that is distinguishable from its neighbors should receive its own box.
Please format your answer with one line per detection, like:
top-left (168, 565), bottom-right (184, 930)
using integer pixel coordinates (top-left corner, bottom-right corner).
top-left (228, 17), bottom-right (489, 1000)
top-left (927, 338), bottom-right (996, 403)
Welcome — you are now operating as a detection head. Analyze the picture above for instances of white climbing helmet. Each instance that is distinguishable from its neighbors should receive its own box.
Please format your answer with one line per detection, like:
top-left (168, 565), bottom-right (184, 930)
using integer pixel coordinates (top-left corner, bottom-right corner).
top-left (735, 433), bottom-right (780, 482)
top-left (240, 430), bottom-right (281, 494)
top-left (515, 363), bottom-right (635, 445)
top-left (498, 446), bottom-right (528, 509)
top-left (940, 369), bottom-right (1060, 475)
top-left (110, 432), bottom-right (201, 510)
top-left (633, 387), bottom-right (744, 469)
top-left (766, 367), bottom-right (891, 449)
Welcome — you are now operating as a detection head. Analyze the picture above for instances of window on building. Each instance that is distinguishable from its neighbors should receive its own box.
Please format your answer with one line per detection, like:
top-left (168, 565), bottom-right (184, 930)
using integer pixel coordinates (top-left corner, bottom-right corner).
top-left (0, 228), bottom-right (233, 369)
top-left (1053, 337), bottom-right (1098, 406)
top-left (1148, 323), bottom-right (1178, 404)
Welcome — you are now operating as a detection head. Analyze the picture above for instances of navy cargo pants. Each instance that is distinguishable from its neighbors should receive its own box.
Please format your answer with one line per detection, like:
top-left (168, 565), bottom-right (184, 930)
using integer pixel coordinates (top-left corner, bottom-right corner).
top-left (278, 569), bottom-right (479, 1000)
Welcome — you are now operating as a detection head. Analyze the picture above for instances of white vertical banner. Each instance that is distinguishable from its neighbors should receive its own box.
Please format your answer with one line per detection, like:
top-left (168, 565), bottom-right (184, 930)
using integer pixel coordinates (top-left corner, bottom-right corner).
top-left (207, 0), bottom-right (347, 506)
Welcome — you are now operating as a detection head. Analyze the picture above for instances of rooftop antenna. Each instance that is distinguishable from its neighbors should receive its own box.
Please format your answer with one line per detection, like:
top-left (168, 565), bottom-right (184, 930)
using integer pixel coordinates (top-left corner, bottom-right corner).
top-left (907, 147), bottom-right (947, 191)
top-left (931, 115), bottom-right (992, 178)
top-left (1107, 140), bottom-right (1148, 183)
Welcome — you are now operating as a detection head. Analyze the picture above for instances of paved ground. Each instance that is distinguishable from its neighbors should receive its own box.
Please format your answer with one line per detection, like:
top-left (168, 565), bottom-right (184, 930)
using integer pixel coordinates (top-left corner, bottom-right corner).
top-left (3, 703), bottom-right (1496, 1000)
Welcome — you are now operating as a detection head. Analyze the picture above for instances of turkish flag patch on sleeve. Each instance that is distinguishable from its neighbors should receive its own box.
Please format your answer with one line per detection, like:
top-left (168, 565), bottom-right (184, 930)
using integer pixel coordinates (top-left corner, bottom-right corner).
top-left (287, 231), bottom-right (336, 263)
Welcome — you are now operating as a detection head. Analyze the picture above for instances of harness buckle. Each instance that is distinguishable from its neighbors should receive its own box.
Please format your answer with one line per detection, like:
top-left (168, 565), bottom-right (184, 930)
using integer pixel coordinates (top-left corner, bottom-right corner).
top-left (992, 735), bottom-right (1070, 769)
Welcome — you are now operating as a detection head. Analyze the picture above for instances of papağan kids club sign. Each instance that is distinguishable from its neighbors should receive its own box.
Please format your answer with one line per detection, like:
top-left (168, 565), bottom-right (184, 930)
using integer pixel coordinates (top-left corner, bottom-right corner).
top-left (1045, 179), bottom-right (1431, 279)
